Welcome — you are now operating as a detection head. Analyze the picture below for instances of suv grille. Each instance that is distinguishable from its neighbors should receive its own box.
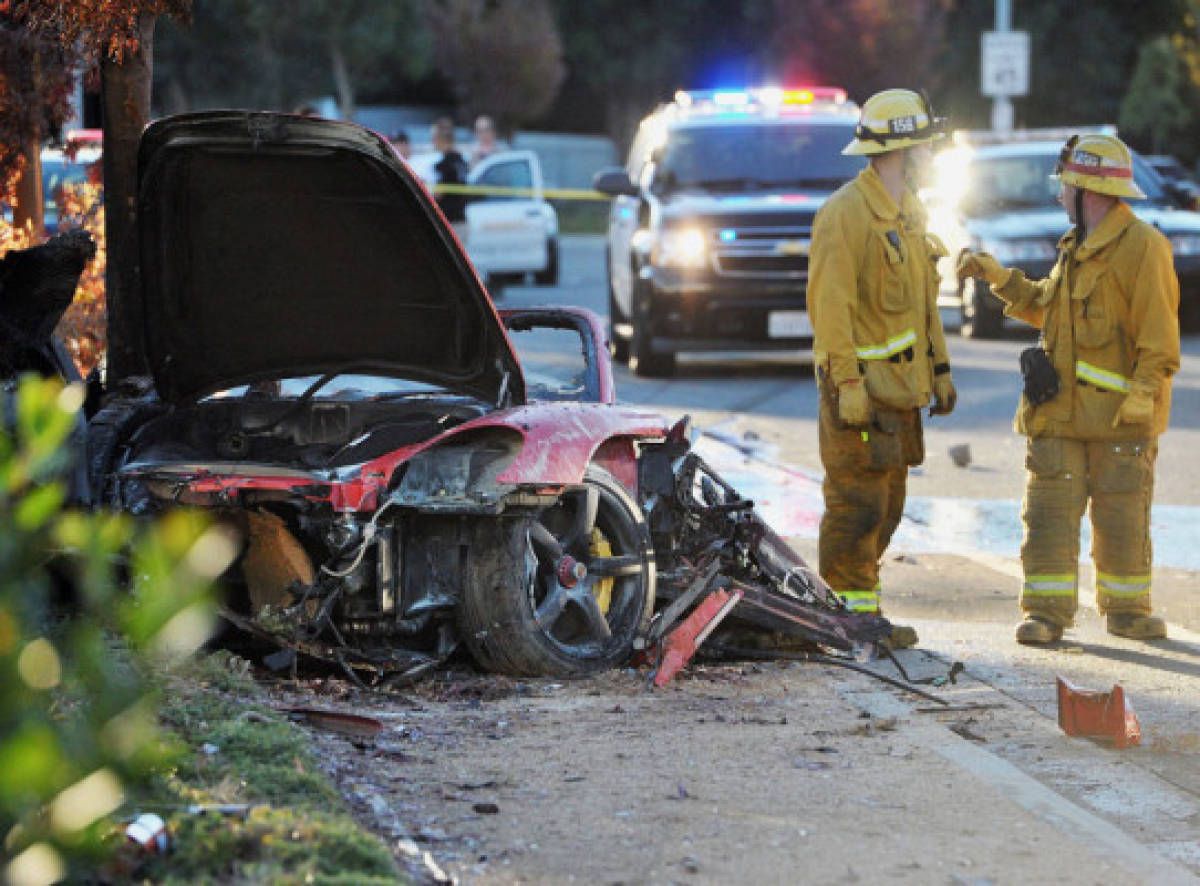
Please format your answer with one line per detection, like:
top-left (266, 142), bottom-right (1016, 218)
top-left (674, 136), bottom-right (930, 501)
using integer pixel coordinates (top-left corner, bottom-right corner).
top-left (711, 225), bottom-right (811, 279)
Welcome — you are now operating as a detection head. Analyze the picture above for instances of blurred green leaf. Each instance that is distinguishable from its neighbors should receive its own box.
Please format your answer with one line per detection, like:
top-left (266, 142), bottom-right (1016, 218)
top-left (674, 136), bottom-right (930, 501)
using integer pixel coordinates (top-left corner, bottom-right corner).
top-left (15, 482), bottom-right (65, 531)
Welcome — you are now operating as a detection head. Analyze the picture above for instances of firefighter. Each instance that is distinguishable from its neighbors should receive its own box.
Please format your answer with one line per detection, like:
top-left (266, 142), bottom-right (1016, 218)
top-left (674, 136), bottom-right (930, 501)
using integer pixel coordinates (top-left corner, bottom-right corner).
top-left (809, 89), bottom-right (956, 649)
top-left (957, 133), bottom-right (1180, 644)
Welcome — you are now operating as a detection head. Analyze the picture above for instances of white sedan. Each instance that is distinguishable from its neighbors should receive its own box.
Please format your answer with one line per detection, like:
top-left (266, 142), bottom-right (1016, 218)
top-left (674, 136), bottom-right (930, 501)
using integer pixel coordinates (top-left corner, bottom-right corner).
top-left (408, 149), bottom-right (559, 290)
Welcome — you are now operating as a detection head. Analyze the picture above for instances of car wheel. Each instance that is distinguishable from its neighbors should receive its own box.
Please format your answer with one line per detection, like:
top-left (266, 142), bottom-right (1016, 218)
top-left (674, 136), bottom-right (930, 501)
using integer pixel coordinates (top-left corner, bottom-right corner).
top-left (607, 255), bottom-right (630, 364)
top-left (534, 237), bottom-right (559, 286)
top-left (631, 280), bottom-right (675, 377)
top-left (86, 401), bottom-right (164, 506)
top-left (960, 278), bottom-right (1004, 339)
top-left (457, 466), bottom-right (655, 677)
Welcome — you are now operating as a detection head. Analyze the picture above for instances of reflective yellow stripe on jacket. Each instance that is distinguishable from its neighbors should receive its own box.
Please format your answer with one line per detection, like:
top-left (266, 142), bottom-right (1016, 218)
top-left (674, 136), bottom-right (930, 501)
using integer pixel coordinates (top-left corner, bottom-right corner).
top-left (854, 328), bottom-right (917, 361)
top-left (1075, 360), bottom-right (1131, 393)
top-left (1022, 573), bottom-right (1077, 597)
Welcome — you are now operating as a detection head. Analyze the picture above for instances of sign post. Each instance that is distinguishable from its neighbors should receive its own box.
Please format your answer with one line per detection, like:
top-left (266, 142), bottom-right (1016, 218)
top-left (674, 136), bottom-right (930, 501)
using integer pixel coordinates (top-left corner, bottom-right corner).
top-left (981, 0), bottom-right (1029, 134)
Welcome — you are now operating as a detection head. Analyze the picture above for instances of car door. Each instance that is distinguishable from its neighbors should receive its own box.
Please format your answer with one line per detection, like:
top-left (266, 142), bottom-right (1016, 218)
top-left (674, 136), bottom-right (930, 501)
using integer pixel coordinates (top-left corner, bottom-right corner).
top-left (466, 151), bottom-right (548, 276)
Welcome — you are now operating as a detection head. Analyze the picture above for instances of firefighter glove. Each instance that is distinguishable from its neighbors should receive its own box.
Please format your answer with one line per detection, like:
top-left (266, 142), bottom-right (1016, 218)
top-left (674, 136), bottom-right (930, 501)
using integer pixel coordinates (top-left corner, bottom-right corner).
top-left (837, 378), bottom-right (872, 427)
top-left (1111, 390), bottom-right (1154, 428)
top-left (931, 374), bottom-right (957, 416)
top-left (955, 249), bottom-right (1010, 288)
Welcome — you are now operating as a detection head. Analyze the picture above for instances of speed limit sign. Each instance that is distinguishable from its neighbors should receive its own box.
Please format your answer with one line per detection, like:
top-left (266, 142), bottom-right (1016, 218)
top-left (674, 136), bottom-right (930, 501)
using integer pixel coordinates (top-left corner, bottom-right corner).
top-left (981, 31), bottom-right (1030, 97)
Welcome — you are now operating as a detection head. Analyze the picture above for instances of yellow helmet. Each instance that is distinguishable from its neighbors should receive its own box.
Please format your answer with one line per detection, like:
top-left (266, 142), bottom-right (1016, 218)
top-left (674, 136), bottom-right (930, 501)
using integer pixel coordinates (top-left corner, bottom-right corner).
top-left (1053, 133), bottom-right (1146, 199)
top-left (842, 89), bottom-right (946, 156)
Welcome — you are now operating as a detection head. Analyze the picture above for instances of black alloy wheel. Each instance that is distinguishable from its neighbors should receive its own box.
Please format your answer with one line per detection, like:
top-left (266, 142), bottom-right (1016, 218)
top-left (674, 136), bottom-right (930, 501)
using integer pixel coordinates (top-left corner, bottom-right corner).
top-left (457, 466), bottom-right (655, 677)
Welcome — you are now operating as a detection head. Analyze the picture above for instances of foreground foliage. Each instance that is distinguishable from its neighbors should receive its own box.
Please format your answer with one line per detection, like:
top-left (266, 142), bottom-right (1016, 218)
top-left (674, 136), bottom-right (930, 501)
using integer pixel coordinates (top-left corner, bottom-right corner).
top-left (0, 375), bottom-right (227, 883)
top-left (0, 376), bottom-right (405, 883)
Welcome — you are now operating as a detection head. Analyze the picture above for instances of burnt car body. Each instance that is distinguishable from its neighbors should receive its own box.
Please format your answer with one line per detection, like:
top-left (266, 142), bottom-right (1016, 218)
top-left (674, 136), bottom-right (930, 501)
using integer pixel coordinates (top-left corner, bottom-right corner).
top-left (81, 111), bottom-right (889, 683)
top-left (87, 111), bottom-right (671, 679)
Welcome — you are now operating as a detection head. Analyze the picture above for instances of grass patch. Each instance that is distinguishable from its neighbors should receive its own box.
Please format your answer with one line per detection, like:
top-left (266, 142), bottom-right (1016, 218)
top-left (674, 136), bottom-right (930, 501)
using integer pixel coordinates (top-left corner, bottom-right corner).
top-left (131, 651), bottom-right (407, 884)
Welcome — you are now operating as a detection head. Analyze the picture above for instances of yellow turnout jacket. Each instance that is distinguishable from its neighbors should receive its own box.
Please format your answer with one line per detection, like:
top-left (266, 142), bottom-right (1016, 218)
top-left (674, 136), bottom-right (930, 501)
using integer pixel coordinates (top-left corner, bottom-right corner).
top-left (995, 202), bottom-right (1180, 439)
top-left (809, 166), bottom-right (951, 410)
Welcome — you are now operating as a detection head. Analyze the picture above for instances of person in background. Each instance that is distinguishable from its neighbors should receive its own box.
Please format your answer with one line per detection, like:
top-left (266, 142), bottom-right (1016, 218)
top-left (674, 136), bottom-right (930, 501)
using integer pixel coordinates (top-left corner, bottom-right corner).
top-left (432, 117), bottom-right (470, 243)
top-left (389, 129), bottom-right (412, 160)
top-left (471, 115), bottom-right (504, 166)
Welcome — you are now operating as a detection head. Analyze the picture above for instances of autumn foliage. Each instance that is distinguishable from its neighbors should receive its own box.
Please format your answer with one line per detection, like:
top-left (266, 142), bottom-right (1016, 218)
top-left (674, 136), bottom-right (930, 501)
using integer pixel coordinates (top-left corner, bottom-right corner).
top-left (15, 0), bottom-right (190, 65)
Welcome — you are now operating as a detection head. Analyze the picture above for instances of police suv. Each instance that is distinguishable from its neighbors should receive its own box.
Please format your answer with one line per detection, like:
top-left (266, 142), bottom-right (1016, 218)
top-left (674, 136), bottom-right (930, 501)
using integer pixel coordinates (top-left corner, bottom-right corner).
top-left (593, 88), bottom-right (865, 376)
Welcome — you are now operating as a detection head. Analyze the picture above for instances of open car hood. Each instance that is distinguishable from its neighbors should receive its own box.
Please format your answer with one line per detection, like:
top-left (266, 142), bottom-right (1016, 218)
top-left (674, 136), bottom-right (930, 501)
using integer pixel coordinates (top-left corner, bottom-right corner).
top-left (132, 111), bottom-right (524, 405)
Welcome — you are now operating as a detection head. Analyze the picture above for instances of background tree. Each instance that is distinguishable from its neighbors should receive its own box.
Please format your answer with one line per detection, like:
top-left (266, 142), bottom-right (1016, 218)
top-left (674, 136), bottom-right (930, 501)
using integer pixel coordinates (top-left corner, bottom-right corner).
top-left (547, 0), bottom-right (767, 150)
top-left (765, 0), bottom-right (953, 105)
top-left (153, 0), bottom-right (430, 119)
top-left (1119, 36), bottom-right (1192, 155)
top-left (0, 12), bottom-right (77, 234)
top-left (22, 0), bottom-right (192, 379)
top-left (426, 0), bottom-right (565, 135)
top-left (938, 0), bottom-right (1188, 133)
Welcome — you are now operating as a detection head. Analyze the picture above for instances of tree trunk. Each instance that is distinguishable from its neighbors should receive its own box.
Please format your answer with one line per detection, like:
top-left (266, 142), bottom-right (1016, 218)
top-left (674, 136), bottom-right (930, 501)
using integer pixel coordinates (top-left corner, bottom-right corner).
top-left (330, 41), bottom-right (355, 120)
top-left (12, 51), bottom-right (44, 238)
top-left (101, 13), bottom-right (156, 382)
top-left (12, 135), bottom-right (45, 238)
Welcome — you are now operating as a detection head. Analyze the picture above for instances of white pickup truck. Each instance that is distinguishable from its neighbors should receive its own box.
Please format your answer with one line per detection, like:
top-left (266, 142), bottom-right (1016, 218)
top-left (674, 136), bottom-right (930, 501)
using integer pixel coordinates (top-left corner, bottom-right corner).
top-left (408, 149), bottom-right (559, 292)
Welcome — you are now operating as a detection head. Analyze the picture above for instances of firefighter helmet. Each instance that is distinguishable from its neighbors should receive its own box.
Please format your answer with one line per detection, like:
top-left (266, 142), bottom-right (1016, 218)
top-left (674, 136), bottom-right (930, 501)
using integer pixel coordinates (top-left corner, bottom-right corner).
top-left (1053, 133), bottom-right (1146, 199)
top-left (842, 89), bottom-right (946, 156)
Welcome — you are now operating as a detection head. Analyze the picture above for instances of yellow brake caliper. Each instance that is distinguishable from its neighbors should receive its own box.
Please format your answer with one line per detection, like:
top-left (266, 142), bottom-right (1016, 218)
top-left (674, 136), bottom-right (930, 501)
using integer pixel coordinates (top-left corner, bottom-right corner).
top-left (589, 528), bottom-right (614, 614)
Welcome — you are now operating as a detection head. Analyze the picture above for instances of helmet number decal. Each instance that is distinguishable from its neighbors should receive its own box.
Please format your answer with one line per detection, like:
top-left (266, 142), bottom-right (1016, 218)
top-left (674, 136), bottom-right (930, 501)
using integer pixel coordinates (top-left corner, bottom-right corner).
top-left (890, 115), bottom-right (918, 134)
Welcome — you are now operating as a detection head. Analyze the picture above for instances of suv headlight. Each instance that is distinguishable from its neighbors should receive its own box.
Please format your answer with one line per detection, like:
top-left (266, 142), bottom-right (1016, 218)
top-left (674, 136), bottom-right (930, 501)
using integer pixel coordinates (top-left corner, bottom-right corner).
top-left (984, 238), bottom-right (1056, 263)
top-left (1168, 233), bottom-right (1200, 255)
top-left (654, 227), bottom-right (708, 268)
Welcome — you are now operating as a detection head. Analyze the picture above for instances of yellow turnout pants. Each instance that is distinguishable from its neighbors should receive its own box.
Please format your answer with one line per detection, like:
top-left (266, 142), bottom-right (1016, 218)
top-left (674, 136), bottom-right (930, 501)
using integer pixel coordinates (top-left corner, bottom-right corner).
top-left (818, 389), bottom-right (923, 614)
top-left (1020, 436), bottom-right (1156, 626)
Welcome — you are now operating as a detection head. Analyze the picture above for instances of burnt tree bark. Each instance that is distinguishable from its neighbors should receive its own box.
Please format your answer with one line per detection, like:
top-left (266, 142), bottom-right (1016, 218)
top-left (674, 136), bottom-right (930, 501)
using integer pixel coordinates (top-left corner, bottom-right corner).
top-left (101, 12), bottom-right (155, 380)
top-left (12, 136), bottom-right (45, 236)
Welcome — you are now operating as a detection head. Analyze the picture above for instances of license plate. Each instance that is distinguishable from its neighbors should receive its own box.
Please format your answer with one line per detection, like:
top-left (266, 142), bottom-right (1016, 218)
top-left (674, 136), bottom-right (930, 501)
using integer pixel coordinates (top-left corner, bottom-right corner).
top-left (767, 310), bottom-right (812, 338)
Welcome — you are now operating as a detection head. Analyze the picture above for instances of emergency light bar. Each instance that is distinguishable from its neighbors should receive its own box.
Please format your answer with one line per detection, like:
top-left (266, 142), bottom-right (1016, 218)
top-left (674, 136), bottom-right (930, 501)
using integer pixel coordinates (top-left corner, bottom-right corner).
top-left (673, 87), bottom-right (852, 114)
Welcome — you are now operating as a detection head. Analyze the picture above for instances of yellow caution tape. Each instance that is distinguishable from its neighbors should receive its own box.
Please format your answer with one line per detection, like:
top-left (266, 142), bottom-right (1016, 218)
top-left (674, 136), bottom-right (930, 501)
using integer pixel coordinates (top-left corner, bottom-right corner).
top-left (432, 183), bottom-right (612, 201)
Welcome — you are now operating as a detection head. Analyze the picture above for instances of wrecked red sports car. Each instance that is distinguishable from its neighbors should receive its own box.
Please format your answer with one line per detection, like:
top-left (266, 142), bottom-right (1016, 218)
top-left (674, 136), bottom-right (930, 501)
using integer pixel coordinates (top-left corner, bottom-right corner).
top-left (86, 111), bottom-right (670, 679)
top-left (80, 111), bottom-right (889, 684)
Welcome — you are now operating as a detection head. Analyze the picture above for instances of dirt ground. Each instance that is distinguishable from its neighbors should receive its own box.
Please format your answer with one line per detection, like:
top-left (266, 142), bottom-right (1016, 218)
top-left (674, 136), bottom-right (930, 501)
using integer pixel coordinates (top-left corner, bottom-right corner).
top-left (261, 544), bottom-right (1200, 885)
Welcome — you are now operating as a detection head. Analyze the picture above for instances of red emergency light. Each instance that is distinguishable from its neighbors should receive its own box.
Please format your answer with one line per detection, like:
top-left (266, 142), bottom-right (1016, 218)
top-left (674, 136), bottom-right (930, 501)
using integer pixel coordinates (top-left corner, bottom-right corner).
top-left (782, 87), bottom-right (847, 105)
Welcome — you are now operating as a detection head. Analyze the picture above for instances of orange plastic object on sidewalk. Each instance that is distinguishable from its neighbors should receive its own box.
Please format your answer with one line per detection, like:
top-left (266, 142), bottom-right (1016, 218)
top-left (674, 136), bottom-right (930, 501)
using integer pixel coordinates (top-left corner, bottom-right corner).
top-left (1056, 676), bottom-right (1142, 748)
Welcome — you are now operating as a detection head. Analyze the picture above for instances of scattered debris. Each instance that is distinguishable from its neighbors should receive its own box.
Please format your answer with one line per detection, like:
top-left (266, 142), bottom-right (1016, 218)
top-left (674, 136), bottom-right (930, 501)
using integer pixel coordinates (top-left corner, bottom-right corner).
top-left (396, 838), bottom-right (455, 886)
top-left (124, 812), bottom-right (169, 855)
top-left (949, 721), bottom-right (988, 744)
top-left (852, 716), bottom-right (898, 736)
top-left (472, 803), bottom-right (500, 814)
top-left (948, 443), bottom-right (972, 467)
top-left (282, 706), bottom-right (384, 738)
top-left (1056, 676), bottom-right (1142, 748)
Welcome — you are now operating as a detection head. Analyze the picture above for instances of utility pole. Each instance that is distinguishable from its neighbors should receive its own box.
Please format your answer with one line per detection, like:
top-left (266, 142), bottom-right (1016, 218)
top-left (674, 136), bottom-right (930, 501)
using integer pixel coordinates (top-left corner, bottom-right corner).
top-left (991, 0), bottom-right (1013, 133)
